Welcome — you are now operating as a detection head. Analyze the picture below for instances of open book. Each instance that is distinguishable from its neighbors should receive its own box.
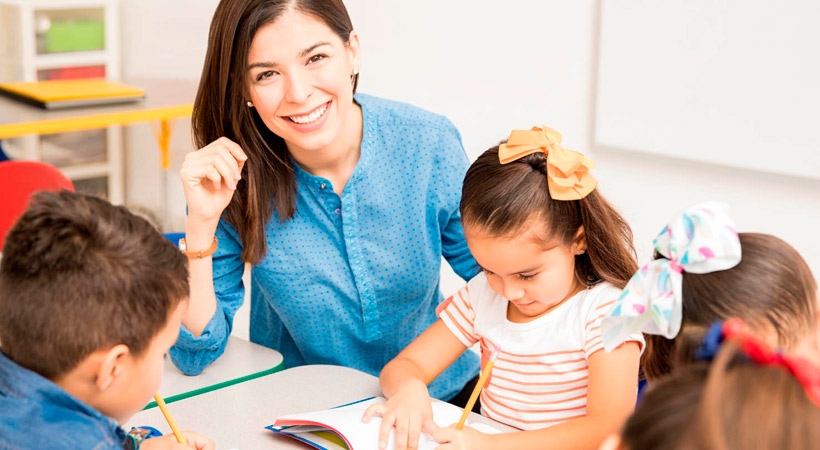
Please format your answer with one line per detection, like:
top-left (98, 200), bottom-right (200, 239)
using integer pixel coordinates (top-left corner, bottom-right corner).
top-left (267, 396), bottom-right (500, 450)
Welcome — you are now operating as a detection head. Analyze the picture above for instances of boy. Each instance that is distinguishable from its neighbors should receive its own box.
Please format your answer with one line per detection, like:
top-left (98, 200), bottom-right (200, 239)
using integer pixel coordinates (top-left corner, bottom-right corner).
top-left (0, 191), bottom-right (213, 449)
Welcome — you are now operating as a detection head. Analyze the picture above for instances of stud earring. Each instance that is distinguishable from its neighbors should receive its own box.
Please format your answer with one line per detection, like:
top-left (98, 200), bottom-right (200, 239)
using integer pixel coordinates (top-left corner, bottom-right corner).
top-left (577, 250), bottom-right (586, 255)
top-left (246, 101), bottom-right (253, 108)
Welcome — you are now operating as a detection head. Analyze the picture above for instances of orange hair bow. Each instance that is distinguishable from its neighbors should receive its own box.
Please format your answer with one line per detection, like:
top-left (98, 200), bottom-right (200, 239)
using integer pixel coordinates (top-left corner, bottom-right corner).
top-left (498, 125), bottom-right (597, 201)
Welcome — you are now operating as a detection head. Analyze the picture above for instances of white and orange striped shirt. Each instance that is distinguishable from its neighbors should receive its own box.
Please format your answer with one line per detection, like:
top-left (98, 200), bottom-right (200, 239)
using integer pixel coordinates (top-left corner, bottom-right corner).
top-left (437, 273), bottom-right (644, 430)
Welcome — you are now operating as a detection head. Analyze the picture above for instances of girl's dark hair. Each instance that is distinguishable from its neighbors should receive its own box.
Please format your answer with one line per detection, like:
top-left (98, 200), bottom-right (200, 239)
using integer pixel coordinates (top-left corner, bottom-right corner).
top-left (642, 233), bottom-right (818, 380)
top-left (622, 340), bottom-right (820, 450)
top-left (192, 0), bottom-right (358, 264)
top-left (460, 144), bottom-right (637, 289)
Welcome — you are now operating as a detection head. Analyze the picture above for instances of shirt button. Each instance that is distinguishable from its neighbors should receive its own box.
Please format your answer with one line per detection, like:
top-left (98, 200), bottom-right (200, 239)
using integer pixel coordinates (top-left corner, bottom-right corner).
top-left (320, 183), bottom-right (326, 190)
top-left (335, 208), bottom-right (341, 215)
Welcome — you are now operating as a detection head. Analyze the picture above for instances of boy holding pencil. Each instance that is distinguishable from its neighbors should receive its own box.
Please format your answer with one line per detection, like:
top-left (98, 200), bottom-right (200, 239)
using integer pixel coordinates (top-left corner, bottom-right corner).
top-left (0, 191), bottom-right (213, 449)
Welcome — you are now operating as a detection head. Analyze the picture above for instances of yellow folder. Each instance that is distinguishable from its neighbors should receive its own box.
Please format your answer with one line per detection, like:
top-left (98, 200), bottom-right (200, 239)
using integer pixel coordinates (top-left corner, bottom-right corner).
top-left (0, 79), bottom-right (145, 110)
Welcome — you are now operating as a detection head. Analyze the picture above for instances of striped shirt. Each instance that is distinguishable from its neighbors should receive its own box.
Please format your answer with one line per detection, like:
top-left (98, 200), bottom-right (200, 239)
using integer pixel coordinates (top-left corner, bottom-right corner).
top-left (438, 272), bottom-right (644, 430)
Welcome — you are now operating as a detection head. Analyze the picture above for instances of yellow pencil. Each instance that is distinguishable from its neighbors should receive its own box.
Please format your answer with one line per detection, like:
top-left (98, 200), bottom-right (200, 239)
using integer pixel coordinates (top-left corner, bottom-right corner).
top-left (153, 392), bottom-right (187, 445)
top-left (455, 346), bottom-right (500, 430)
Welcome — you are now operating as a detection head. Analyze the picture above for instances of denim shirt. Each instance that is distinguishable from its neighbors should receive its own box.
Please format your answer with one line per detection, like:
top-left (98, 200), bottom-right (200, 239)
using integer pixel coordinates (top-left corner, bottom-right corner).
top-left (171, 93), bottom-right (481, 400)
top-left (0, 351), bottom-right (129, 450)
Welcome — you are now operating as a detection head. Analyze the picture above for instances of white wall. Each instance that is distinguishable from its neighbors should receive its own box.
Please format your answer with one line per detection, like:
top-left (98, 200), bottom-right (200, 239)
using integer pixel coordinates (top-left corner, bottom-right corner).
top-left (120, 1), bottom-right (820, 335)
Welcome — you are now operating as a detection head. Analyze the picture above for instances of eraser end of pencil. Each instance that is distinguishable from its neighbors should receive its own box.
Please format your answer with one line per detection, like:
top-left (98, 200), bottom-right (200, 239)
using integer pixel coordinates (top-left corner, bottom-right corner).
top-left (488, 343), bottom-right (501, 360)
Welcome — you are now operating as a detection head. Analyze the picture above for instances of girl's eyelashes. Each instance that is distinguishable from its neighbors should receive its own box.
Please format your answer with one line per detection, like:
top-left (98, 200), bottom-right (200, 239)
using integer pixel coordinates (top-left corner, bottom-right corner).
top-left (481, 266), bottom-right (537, 281)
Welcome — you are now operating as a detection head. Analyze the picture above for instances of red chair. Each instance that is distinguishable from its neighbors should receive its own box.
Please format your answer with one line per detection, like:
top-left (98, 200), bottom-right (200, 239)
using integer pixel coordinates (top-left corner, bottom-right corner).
top-left (0, 160), bottom-right (74, 252)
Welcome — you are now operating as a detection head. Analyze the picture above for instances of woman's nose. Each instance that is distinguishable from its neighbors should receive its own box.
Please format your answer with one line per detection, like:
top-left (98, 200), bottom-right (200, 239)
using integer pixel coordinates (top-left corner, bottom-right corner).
top-left (283, 72), bottom-right (312, 104)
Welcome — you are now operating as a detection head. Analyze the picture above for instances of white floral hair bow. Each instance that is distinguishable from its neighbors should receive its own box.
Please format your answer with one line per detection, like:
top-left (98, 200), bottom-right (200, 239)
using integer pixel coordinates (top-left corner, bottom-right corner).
top-left (601, 201), bottom-right (742, 352)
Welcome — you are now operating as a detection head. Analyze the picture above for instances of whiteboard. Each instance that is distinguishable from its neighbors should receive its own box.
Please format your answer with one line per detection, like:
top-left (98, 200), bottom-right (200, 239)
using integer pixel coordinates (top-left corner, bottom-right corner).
top-left (594, 0), bottom-right (820, 180)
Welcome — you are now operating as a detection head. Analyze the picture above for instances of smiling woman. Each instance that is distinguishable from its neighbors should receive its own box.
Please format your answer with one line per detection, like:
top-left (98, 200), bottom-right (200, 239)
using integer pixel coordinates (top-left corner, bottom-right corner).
top-left (170, 0), bottom-right (482, 406)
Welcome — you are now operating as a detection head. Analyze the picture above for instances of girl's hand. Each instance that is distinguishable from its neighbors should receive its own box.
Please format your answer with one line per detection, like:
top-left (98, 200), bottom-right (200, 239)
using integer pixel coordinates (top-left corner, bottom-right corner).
top-left (180, 137), bottom-right (248, 224)
top-left (139, 431), bottom-right (215, 449)
top-left (361, 385), bottom-right (436, 450)
top-left (430, 424), bottom-right (489, 450)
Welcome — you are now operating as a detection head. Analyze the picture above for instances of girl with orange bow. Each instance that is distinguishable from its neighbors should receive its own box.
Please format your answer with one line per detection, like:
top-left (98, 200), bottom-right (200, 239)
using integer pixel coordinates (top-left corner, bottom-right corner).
top-left (363, 126), bottom-right (644, 450)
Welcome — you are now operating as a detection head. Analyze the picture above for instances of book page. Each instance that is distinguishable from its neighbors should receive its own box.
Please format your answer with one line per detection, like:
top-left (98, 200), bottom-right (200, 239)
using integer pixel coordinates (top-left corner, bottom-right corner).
top-left (270, 396), bottom-right (499, 450)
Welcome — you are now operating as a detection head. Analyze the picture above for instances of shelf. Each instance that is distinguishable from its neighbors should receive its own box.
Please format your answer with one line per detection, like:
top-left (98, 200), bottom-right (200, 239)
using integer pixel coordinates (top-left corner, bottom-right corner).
top-left (34, 50), bottom-right (109, 69)
top-left (60, 161), bottom-right (114, 180)
top-left (0, 0), bottom-right (107, 8)
top-left (0, 0), bottom-right (123, 205)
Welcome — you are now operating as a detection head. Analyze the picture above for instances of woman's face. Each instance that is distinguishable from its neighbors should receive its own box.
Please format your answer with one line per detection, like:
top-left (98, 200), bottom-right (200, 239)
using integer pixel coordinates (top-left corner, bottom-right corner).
top-left (246, 10), bottom-right (360, 154)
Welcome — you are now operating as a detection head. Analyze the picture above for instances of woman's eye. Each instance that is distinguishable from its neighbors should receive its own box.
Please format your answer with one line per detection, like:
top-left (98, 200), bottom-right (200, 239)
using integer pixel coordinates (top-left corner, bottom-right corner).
top-left (308, 54), bottom-right (327, 64)
top-left (518, 273), bottom-right (536, 281)
top-left (255, 70), bottom-right (278, 82)
top-left (481, 268), bottom-right (495, 277)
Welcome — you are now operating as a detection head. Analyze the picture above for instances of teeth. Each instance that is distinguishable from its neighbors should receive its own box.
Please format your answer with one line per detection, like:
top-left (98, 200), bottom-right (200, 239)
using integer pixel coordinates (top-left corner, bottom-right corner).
top-left (289, 103), bottom-right (327, 124)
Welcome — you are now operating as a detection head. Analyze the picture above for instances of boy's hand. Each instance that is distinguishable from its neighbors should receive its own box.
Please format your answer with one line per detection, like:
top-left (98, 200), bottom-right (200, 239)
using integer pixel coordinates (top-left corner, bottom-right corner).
top-left (139, 431), bottom-right (215, 450)
top-left (430, 424), bottom-right (489, 450)
top-left (361, 384), bottom-right (436, 450)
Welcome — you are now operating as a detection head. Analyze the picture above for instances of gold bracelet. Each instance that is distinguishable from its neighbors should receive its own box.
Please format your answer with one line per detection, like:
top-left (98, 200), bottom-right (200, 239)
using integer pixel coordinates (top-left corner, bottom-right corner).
top-left (178, 237), bottom-right (218, 258)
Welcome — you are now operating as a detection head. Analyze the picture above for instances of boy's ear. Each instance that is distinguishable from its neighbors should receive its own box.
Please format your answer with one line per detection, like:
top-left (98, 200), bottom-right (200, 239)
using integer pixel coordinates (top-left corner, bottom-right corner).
top-left (95, 344), bottom-right (130, 391)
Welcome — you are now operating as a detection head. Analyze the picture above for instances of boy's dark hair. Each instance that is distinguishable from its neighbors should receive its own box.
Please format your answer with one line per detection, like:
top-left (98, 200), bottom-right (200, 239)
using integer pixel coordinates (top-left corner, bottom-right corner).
top-left (622, 340), bottom-right (820, 450)
top-left (461, 144), bottom-right (638, 289)
top-left (641, 233), bottom-right (818, 380)
top-left (0, 191), bottom-right (189, 380)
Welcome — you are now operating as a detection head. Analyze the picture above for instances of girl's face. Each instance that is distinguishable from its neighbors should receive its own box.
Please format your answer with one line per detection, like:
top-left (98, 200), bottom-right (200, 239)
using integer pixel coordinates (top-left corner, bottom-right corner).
top-left (246, 10), bottom-right (360, 155)
top-left (465, 221), bottom-right (586, 323)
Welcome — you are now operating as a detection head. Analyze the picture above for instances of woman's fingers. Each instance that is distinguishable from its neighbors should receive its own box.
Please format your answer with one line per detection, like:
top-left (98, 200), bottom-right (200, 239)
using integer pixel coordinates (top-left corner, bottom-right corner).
top-left (182, 138), bottom-right (245, 190)
top-left (212, 137), bottom-right (246, 180)
top-left (179, 137), bottom-right (248, 223)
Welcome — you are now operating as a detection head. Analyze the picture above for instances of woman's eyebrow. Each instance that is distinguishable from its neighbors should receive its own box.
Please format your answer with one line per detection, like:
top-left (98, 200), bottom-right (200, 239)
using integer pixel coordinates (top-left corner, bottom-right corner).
top-left (246, 42), bottom-right (331, 71)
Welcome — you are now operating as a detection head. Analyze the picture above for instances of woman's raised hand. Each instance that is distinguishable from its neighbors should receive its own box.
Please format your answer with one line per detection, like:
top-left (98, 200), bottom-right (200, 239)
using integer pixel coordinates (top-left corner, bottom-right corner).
top-left (180, 137), bottom-right (248, 224)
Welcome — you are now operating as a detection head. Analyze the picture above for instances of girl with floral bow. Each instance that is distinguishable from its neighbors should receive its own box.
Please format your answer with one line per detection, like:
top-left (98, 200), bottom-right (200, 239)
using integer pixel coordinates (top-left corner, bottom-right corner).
top-left (363, 126), bottom-right (645, 450)
top-left (601, 202), bottom-right (820, 382)
top-left (601, 319), bottom-right (820, 450)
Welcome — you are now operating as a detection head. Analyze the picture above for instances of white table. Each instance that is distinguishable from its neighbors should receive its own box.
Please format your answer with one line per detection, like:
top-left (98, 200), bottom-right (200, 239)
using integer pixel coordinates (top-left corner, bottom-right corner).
top-left (127, 364), bottom-right (515, 449)
top-left (146, 336), bottom-right (285, 409)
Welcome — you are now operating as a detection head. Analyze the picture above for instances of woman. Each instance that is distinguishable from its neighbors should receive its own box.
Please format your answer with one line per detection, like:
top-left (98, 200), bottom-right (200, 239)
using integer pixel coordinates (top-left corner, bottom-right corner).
top-left (169, 0), bottom-right (480, 403)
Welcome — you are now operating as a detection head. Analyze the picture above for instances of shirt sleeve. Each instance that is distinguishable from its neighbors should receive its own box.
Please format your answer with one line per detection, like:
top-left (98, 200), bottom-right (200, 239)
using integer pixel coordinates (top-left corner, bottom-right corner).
top-left (437, 283), bottom-right (479, 348)
top-left (583, 286), bottom-right (645, 358)
top-left (434, 120), bottom-right (481, 282)
top-left (169, 218), bottom-right (247, 375)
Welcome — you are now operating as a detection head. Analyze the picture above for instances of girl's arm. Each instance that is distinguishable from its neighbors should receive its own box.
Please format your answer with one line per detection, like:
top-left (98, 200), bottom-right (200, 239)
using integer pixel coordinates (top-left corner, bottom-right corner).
top-left (432, 342), bottom-right (641, 450)
top-left (362, 320), bottom-right (469, 450)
